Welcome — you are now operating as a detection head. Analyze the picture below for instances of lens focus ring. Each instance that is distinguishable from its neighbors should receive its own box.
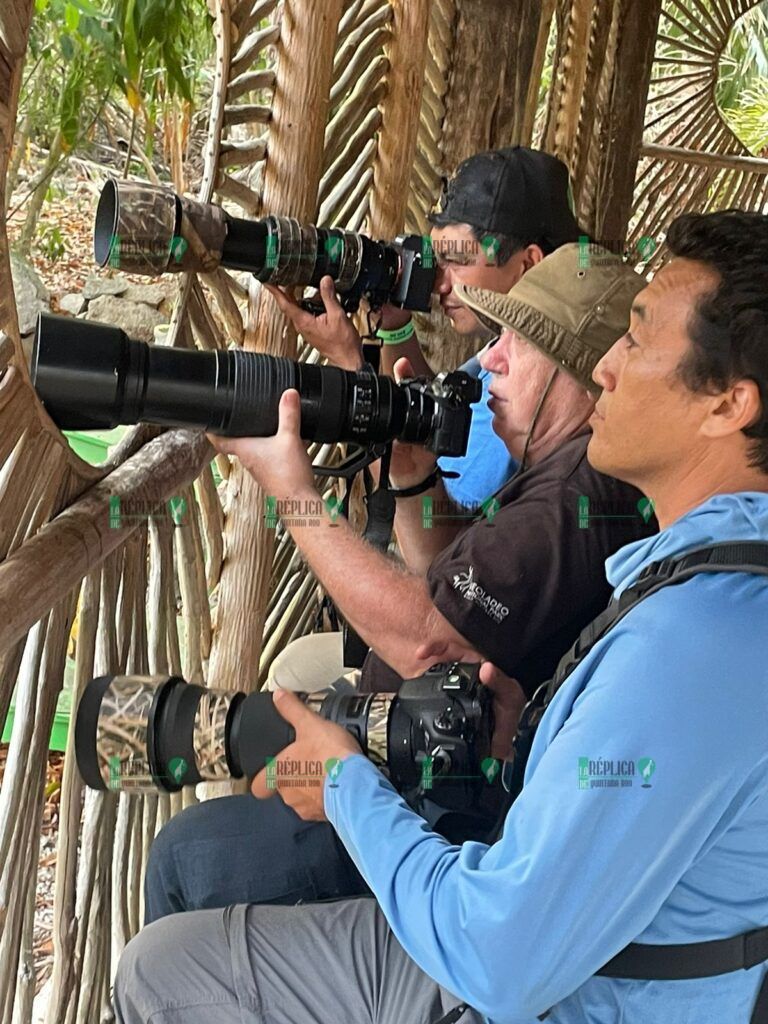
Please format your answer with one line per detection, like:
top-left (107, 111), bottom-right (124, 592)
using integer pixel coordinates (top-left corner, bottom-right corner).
top-left (226, 350), bottom-right (298, 437)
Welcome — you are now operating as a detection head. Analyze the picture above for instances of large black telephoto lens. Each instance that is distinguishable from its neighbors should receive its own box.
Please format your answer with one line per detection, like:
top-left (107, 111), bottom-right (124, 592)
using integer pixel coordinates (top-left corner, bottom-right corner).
top-left (94, 179), bottom-right (435, 312)
top-left (75, 667), bottom-right (500, 840)
top-left (31, 314), bottom-right (479, 455)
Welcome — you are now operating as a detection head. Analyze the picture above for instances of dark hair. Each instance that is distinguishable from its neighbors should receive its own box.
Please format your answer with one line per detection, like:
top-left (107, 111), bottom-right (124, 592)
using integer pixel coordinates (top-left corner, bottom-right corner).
top-left (425, 220), bottom-right (560, 268)
top-left (666, 210), bottom-right (768, 474)
top-left (467, 226), bottom-right (560, 265)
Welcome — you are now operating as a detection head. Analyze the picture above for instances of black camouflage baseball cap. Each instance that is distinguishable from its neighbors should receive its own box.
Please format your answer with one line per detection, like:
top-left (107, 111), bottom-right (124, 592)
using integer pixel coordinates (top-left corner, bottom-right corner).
top-left (430, 146), bottom-right (581, 250)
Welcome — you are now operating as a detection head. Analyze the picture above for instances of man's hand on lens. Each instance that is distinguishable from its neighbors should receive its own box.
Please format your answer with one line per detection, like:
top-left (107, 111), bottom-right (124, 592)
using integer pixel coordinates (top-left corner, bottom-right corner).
top-left (389, 356), bottom-right (440, 487)
top-left (251, 690), bottom-right (362, 821)
top-left (265, 276), bottom-right (365, 372)
top-left (207, 390), bottom-right (315, 501)
top-left (479, 663), bottom-right (527, 761)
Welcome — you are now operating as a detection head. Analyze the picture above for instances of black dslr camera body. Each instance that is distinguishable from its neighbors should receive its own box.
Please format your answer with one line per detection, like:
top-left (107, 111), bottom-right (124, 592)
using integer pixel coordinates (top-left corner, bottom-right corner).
top-left (76, 662), bottom-right (500, 840)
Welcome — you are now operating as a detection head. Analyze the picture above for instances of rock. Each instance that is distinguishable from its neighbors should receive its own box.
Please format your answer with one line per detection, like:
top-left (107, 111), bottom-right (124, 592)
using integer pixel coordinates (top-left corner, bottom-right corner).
top-left (122, 283), bottom-right (172, 309)
top-left (59, 293), bottom-right (85, 316)
top-left (10, 251), bottom-right (50, 335)
top-left (85, 295), bottom-right (166, 343)
top-left (82, 273), bottom-right (130, 301)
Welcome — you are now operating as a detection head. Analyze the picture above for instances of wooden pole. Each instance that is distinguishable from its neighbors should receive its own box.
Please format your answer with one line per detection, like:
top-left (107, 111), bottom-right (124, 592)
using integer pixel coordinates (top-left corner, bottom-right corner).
top-left (208, 0), bottom-right (345, 700)
top-left (0, 430), bottom-right (211, 653)
top-left (0, 2), bottom-right (36, 360)
top-left (580, 0), bottom-right (663, 243)
top-left (368, 0), bottom-right (432, 237)
top-left (541, 0), bottom-right (593, 161)
top-left (440, 0), bottom-right (549, 169)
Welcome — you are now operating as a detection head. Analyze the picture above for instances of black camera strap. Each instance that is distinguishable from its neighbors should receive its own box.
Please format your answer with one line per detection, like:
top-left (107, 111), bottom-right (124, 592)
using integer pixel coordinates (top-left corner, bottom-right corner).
top-left (500, 541), bottom-right (768, 1023)
top-left (340, 447), bottom-right (398, 667)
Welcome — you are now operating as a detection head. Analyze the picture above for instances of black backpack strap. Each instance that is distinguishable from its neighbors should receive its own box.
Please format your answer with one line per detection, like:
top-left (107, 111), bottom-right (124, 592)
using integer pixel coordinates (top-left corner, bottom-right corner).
top-left (507, 541), bottom-right (768, 799)
top-left (597, 927), bottom-right (768, 980)
top-left (597, 929), bottom-right (768, 1024)
top-left (342, 448), bottom-right (397, 668)
top-left (526, 541), bottom-right (768, 1022)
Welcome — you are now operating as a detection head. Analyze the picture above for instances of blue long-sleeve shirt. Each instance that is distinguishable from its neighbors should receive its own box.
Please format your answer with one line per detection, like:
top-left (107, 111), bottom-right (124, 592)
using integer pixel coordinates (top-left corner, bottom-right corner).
top-left (325, 492), bottom-right (768, 1023)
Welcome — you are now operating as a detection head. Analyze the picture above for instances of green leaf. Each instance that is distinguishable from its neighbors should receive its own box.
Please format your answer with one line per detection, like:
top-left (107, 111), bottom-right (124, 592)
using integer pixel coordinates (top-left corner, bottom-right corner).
top-left (162, 44), bottom-right (192, 102)
top-left (60, 32), bottom-right (75, 61)
top-left (123, 0), bottom-right (140, 84)
top-left (71, 0), bottom-right (108, 16)
top-left (60, 65), bottom-right (84, 149)
top-left (65, 2), bottom-right (80, 31)
top-left (141, 0), bottom-right (165, 43)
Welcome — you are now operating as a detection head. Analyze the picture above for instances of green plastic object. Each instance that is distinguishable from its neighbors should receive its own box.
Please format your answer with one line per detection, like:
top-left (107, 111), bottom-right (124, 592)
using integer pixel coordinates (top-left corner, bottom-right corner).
top-left (2, 685), bottom-right (73, 752)
top-left (64, 428), bottom-right (128, 465)
top-left (64, 429), bottom-right (222, 484)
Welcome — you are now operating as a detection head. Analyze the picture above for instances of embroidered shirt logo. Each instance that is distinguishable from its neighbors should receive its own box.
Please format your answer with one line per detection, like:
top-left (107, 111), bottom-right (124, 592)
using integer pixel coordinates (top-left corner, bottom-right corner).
top-left (452, 566), bottom-right (509, 624)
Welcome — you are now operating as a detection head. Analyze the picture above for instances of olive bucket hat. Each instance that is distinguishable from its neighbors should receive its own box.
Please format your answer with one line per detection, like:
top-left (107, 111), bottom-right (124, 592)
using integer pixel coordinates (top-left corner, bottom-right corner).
top-left (454, 243), bottom-right (647, 392)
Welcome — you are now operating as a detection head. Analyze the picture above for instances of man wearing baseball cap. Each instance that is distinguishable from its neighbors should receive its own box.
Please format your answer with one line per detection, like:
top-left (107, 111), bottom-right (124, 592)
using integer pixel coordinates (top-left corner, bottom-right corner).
top-left (136, 247), bottom-right (655, 933)
top-left (268, 146), bottom-right (583, 509)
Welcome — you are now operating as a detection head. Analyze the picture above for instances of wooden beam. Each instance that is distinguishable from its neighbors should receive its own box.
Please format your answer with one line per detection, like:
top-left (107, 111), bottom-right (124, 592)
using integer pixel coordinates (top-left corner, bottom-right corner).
top-left (0, 1), bottom-right (36, 364)
top-left (640, 141), bottom-right (768, 175)
top-left (542, 0), bottom-right (593, 163)
top-left (368, 0), bottom-right (432, 237)
top-left (440, 0), bottom-right (548, 168)
top-left (209, 0), bottom-right (345, 698)
top-left (581, 0), bottom-right (663, 244)
top-left (0, 430), bottom-right (212, 652)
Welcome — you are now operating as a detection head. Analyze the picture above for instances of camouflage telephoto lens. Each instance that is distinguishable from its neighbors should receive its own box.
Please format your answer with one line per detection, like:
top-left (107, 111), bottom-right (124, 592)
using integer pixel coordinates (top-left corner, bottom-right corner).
top-left (94, 178), bottom-right (229, 276)
top-left (94, 179), bottom-right (431, 312)
top-left (75, 675), bottom-right (398, 795)
top-left (75, 676), bottom-right (173, 793)
top-left (74, 664), bottom-right (497, 845)
top-left (75, 675), bottom-right (248, 794)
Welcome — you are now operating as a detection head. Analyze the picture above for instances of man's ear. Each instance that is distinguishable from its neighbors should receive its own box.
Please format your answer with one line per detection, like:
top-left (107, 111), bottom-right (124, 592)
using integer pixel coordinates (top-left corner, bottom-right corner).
top-left (701, 378), bottom-right (763, 439)
top-left (522, 245), bottom-right (546, 271)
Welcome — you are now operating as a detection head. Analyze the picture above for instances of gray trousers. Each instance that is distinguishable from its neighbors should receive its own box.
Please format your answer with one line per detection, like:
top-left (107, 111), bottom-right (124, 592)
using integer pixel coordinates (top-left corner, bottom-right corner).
top-left (114, 896), bottom-right (483, 1024)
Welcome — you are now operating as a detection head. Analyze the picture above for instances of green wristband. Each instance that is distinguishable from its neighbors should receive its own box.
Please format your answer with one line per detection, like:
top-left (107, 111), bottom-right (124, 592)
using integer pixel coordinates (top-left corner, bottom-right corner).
top-left (377, 321), bottom-right (416, 345)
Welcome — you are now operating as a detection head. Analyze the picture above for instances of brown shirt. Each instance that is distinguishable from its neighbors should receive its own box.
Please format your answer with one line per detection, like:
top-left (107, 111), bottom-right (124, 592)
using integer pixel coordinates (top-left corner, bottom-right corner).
top-left (359, 432), bottom-right (656, 697)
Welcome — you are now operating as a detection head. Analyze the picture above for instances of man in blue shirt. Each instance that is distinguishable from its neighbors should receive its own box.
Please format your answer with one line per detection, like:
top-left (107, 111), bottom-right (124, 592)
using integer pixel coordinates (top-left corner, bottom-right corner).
top-left (115, 210), bottom-right (768, 1024)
